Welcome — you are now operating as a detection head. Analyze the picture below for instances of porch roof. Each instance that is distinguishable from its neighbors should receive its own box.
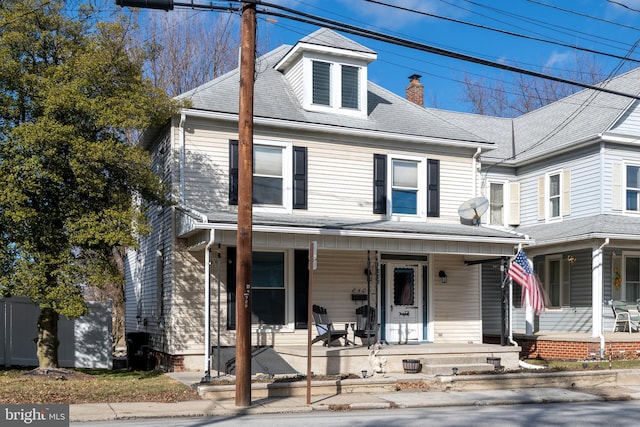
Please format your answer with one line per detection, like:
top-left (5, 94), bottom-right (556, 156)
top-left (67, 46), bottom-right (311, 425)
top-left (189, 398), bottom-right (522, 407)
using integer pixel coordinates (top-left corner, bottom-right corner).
top-left (177, 208), bottom-right (530, 256)
top-left (517, 214), bottom-right (640, 248)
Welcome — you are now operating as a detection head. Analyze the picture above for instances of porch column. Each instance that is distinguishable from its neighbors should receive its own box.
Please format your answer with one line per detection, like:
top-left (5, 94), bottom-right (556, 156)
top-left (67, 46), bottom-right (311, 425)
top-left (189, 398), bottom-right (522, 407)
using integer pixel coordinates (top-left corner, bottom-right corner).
top-left (525, 297), bottom-right (534, 335)
top-left (592, 241), bottom-right (607, 338)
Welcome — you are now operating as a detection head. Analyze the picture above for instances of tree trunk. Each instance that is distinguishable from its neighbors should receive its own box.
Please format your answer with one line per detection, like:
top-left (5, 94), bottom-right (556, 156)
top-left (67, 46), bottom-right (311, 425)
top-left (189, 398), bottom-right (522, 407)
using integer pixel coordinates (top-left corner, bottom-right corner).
top-left (36, 307), bottom-right (59, 368)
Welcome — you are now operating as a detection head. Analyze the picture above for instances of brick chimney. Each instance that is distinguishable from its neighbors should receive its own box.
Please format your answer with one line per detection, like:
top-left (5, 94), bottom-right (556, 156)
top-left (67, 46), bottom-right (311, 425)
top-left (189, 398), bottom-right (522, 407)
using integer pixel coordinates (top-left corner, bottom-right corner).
top-left (406, 74), bottom-right (424, 107)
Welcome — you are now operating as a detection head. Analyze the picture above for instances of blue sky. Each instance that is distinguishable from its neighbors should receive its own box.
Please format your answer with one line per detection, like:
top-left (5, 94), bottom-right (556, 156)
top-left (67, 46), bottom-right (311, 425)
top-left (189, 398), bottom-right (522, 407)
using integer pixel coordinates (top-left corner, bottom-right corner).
top-left (253, 0), bottom-right (640, 112)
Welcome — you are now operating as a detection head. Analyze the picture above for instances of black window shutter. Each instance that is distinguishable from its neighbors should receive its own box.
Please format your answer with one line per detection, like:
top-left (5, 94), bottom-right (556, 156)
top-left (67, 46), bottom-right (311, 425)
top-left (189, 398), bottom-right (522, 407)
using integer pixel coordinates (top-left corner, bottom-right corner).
top-left (427, 158), bottom-right (440, 217)
top-left (293, 146), bottom-right (307, 209)
top-left (229, 139), bottom-right (238, 205)
top-left (373, 154), bottom-right (387, 214)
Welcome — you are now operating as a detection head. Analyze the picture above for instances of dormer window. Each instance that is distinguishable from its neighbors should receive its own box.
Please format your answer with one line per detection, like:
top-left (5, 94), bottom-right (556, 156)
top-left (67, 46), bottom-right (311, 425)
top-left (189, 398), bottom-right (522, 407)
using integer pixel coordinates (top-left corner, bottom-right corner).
top-left (341, 65), bottom-right (359, 109)
top-left (311, 61), bottom-right (360, 109)
top-left (312, 61), bottom-right (331, 106)
top-left (309, 59), bottom-right (363, 114)
top-left (274, 28), bottom-right (376, 118)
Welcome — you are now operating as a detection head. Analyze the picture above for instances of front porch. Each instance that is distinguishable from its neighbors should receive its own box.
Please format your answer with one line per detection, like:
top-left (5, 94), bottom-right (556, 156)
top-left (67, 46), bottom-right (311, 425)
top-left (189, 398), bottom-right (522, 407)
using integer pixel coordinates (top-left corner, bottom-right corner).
top-left (275, 342), bottom-right (521, 376)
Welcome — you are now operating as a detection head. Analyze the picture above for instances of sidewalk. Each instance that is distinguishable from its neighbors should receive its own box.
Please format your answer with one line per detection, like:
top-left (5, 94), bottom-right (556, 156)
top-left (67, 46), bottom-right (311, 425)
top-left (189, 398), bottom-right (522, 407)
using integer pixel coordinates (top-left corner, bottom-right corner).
top-left (69, 371), bottom-right (640, 422)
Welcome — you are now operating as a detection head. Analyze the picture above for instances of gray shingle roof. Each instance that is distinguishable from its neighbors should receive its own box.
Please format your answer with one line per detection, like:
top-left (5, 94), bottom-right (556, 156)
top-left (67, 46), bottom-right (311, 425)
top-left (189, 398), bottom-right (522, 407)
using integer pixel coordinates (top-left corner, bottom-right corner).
top-left (203, 211), bottom-right (528, 242)
top-left (177, 32), bottom-right (491, 146)
top-left (177, 29), bottom-right (640, 164)
top-left (517, 214), bottom-right (640, 246)
top-left (298, 27), bottom-right (376, 55)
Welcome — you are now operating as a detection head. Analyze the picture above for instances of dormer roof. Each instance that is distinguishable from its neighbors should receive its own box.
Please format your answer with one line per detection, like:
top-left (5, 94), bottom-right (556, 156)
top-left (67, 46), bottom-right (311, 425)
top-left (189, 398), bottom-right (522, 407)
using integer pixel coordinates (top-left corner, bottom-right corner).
top-left (274, 28), bottom-right (377, 72)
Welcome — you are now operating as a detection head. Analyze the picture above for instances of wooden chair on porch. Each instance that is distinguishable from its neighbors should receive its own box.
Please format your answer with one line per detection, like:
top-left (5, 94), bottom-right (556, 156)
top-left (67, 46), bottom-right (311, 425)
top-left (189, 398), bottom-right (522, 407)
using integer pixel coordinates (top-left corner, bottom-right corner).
top-left (354, 305), bottom-right (377, 346)
top-left (611, 300), bottom-right (640, 333)
top-left (312, 305), bottom-right (350, 346)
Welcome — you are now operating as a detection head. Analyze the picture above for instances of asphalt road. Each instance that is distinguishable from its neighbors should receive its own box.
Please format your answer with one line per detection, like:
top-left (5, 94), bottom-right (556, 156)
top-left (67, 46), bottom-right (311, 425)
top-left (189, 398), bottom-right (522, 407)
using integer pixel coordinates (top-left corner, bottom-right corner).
top-left (71, 400), bottom-right (640, 427)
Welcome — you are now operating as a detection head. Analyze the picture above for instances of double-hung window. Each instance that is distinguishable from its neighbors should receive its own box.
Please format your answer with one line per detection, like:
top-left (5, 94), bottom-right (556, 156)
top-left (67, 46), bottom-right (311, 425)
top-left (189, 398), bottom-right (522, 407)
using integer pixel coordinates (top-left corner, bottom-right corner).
top-left (548, 172), bottom-right (561, 219)
top-left (251, 251), bottom-right (286, 325)
top-left (626, 165), bottom-right (640, 212)
top-left (388, 156), bottom-right (427, 219)
top-left (538, 170), bottom-right (570, 221)
top-left (229, 140), bottom-right (305, 211)
top-left (624, 253), bottom-right (640, 302)
top-left (373, 154), bottom-right (438, 218)
top-left (254, 144), bottom-right (284, 206)
top-left (543, 255), bottom-right (570, 308)
top-left (489, 182), bottom-right (504, 225)
top-left (392, 159), bottom-right (419, 215)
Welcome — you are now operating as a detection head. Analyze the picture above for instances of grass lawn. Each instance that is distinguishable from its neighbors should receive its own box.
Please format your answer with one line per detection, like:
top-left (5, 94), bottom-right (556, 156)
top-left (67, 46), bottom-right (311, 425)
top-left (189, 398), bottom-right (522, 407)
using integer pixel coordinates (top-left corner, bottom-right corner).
top-left (0, 368), bottom-right (200, 404)
top-left (3, 359), bottom-right (640, 405)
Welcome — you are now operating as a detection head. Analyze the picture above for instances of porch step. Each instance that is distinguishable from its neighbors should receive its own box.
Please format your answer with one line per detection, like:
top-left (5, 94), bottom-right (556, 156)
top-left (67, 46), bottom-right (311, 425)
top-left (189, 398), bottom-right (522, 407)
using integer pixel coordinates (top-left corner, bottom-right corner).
top-left (420, 354), bottom-right (503, 375)
top-left (421, 363), bottom-right (495, 375)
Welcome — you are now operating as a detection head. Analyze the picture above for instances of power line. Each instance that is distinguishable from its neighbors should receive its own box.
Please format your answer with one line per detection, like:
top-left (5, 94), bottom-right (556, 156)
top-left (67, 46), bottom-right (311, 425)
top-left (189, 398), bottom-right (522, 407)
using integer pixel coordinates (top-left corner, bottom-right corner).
top-left (365, 0), bottom-right (640, 64)
top-left (253, 1), bottom-right (640, 100)
top-left (526, 0), bottom-right (640, 32)
top-left (450, 0), bottom-right (638, 55)
top-left (607, 0), bottom-right (640, 13)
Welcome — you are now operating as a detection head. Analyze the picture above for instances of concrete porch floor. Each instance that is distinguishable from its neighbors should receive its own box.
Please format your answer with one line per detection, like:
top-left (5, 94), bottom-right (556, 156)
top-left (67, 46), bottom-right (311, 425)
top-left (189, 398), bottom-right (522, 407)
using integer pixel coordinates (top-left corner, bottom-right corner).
top-left (275, 342), bottom-right (521, 376)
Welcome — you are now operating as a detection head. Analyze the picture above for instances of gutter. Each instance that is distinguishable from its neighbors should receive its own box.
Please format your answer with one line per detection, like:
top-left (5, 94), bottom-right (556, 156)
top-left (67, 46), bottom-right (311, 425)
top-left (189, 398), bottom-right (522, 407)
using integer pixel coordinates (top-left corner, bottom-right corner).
top-left (176, 108), bottom-right (493, 150)
top-left (191, 221), bottom-right (530, 245)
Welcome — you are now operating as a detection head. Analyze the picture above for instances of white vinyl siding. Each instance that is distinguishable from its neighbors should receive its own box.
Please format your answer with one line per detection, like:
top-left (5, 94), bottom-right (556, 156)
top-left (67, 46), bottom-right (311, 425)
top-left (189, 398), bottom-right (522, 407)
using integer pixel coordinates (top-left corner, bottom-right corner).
top-left (432, 255), bottom-right (482, 343)
top-left (286, 59), bottom-right (304, 105)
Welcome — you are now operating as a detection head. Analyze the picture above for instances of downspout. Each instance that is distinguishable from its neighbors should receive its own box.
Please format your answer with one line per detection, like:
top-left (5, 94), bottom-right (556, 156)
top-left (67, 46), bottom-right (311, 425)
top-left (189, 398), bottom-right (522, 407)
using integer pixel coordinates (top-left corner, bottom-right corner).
top-left (179, 113), bottom-right (186, 205)
top-left (202, 229), bottom-right (215, 382)
top-left (597, 238), bottom-right (610, 360)
top-left (472, 148), bottom-right (481, 197)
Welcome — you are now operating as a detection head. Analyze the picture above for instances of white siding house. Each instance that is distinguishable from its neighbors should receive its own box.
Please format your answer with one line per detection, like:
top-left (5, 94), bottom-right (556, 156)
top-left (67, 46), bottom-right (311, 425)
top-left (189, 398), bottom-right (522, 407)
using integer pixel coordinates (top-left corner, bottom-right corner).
top-left (126, 29), bottom-right (528, 372)
top-left (129, 28), bottom-right (640, 370)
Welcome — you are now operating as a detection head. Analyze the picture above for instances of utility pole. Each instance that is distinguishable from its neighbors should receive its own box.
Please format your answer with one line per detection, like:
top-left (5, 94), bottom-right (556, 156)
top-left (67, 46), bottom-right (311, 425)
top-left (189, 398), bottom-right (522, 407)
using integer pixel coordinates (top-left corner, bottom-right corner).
top-left (116, 0), bottom-right (256, 408)
top-left (235, 1), bottom-right (256, 408)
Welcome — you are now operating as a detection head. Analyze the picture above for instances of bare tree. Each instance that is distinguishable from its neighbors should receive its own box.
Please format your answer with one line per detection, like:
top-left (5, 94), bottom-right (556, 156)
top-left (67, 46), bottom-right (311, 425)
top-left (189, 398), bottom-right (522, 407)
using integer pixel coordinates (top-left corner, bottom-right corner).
top-left (134, 10), bottom-right (242, 97)
top-left (460, 53), bottom-right (613, 117)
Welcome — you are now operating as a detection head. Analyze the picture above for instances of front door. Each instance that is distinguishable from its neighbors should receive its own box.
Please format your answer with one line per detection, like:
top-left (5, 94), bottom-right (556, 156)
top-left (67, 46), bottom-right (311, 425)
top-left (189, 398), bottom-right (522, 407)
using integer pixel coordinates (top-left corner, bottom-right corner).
top-left (386, 264), bottom-right (421, 344)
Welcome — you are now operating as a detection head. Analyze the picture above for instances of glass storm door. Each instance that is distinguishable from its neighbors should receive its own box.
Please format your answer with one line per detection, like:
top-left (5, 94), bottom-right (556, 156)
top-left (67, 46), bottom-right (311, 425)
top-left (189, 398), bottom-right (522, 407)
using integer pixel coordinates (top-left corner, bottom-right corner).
top-left (386, 265), bottom-right (420, 344)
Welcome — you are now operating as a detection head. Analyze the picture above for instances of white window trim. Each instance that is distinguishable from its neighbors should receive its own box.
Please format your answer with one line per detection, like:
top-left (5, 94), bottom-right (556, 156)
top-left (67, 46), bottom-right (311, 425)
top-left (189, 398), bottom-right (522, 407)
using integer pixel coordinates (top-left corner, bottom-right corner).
top-left (251, 249), bottom-right (295, 332)
top-left (387, 154), bottom-right (426, 221)
top-left (253, 138), bottom-right (293, 214)
top-left (487, 180), bottom-right (508, 226)
top-left (623, 162), bottom-right (640, 215)
top-left (302, 54), bottom-right (368, 117)
top-left (545, 170), bottom-right (563, 222)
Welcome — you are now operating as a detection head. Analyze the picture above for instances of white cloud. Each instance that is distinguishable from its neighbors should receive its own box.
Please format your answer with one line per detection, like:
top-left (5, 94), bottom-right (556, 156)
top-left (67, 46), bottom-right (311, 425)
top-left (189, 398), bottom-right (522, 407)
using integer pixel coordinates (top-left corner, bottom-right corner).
top-left (544, 51), bottom-right (572, 69)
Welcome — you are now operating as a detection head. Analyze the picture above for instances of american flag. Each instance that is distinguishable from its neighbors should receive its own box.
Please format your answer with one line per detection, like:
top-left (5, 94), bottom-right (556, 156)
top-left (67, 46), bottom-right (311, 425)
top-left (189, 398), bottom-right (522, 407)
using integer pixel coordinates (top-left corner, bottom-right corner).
top-left (508, 249), bottom-right (545, 315)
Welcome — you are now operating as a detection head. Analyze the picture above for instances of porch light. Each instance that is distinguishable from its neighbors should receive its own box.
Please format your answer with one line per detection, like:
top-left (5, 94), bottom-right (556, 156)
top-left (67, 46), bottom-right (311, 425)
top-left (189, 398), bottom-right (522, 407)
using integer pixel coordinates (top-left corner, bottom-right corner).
top-left (439, 270), bottom-right (448, 284)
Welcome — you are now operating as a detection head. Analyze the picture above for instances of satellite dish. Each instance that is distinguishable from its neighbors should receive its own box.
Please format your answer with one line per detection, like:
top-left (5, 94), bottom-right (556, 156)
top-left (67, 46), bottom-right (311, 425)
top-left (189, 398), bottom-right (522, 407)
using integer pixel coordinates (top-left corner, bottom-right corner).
top-left (458, 196), bottom-right (489, 226)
